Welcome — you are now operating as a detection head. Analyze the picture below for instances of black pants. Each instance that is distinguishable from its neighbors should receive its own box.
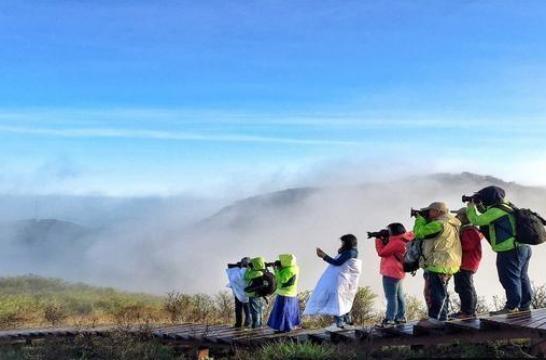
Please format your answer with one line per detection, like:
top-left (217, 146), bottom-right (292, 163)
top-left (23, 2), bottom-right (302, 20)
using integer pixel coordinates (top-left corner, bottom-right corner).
top-left (424, 271), bottom-right (451, 321)
top-left (235, 297), bottom-right (250, 327)
top-left (454, 269), bottom-right (477, 315)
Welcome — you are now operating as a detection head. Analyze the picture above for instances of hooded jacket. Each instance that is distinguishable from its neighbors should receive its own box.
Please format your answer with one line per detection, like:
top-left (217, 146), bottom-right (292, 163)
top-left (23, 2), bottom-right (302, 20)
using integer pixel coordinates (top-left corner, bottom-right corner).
top-left (375, 232), bottom-right (414, 280)
top-left (466, 203), bottom-right (516, 252)
top-left (275, 254), bottom-right (299, 297)
top-left (244, 257), bottom-right (266, 297)
top-left (414, 214), bottom-right (462, 275)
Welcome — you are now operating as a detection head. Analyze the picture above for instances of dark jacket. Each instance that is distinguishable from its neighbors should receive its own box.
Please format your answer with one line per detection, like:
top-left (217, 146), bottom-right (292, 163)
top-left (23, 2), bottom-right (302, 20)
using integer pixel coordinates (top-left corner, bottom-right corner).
top-left (323, 248), bottom-right (358, 266)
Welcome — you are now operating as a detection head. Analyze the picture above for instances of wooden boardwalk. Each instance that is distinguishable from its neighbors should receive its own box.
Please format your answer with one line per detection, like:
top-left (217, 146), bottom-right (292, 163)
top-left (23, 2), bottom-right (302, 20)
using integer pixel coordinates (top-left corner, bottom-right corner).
top-left (1, 309), bottom-right (546, 357)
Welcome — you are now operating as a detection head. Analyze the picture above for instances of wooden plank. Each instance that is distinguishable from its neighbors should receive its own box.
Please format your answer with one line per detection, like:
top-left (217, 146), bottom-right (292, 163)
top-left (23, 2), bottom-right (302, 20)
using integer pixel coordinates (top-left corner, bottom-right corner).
top-left (482, 309), bottom-right (546, 333)
top-left (328, 330), bottom-right (358, 343)
top-left (205, 328), bottom-right (254, 344)
top-left (231, 328), bottom-right (277, 346)
top-left (286, 328), bottom-right (333, 343)
top-left (445, 318), bottom-right (482, 332)
top-left (376, 321), bottom-right (418, 337)
top-left (412, 322), bottom-right (447, 336)
top-left (307, 332), bottom-right (331, 344)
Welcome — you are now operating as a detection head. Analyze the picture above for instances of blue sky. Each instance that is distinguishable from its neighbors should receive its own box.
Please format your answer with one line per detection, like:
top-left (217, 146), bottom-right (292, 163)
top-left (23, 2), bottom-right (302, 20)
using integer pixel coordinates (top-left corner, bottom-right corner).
top-left (1, 1), bottom-right (546, 196)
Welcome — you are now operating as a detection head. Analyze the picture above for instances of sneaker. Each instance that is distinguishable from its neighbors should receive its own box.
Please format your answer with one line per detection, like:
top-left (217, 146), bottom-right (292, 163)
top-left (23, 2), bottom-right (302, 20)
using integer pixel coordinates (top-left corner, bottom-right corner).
top-left (519, 307), bottom-right (531, 312)
top-left (380, 319), bottom-right (395, 327)
top-left (489, 308), bottom-right (518, 316)
top-left (395, 318), bottom-right (407, 324)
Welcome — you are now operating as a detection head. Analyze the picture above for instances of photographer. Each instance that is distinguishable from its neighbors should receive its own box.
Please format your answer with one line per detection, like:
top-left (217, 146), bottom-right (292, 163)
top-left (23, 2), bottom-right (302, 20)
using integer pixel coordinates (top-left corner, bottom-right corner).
top-left (372, 223), bottom-right (414, 326)
top-left (244, 257), bottom-right (272, 328)
top-left (267, 254), bottom-right (300, 333)
top-left (412, 202), bottom-right (461, 329)
top-left (226, 257), bottom-right (251, 328)
top-left (464, 186), bottom-right (533, 314)
top-left (450, 209), bottom-right (483, 320)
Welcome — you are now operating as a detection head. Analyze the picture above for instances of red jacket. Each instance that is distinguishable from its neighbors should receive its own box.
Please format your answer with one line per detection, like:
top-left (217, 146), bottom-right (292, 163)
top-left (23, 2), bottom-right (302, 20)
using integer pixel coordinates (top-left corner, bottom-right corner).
top-left (375, 232), bottom-right (415, 280)
top-left (460, 226), bottom-right (483, 272)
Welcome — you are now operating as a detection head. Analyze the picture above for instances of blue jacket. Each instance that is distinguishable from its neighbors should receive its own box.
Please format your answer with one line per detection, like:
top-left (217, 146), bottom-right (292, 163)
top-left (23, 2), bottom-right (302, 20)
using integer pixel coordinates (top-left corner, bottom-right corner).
top-left (323, 248), bottom-right (358, 266)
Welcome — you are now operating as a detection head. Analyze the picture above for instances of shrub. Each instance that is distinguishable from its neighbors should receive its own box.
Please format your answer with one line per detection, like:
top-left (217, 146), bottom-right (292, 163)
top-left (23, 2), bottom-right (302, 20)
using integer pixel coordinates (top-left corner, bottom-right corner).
top-left (531, 283), bottom-right (546, 309)
top-left (44, 302), bottom-right (67, 326)
top-left (404, 295), bottom-right (427, 320)
top-left (163, 291), bottom-right (192, 323)
top-left (351, 287), bottom-right (377, 324)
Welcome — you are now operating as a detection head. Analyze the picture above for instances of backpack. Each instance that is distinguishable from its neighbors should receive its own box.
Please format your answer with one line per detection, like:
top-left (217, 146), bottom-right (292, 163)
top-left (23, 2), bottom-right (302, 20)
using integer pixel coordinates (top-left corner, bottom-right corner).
top-left (403, 239), bottom-right (422, 273)
top-left (254, 270), bottom-right (277, 297)
top-left (497, 203), bottom-right (546, 246)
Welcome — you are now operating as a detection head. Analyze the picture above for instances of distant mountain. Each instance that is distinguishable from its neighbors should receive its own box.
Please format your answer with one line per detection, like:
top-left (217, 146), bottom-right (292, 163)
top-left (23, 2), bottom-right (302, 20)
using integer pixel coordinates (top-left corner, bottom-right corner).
top-left (199, 172), bottom-right (546, 230)
top-left (4, 219), bottom-right (89, 247)
top-left (200, 187), bottom-right (318, 229)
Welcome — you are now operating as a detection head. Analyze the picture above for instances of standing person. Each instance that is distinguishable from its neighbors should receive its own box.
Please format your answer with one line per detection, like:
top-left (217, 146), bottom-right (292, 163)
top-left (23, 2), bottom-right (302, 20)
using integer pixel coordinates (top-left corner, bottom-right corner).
top-left (450, 208), bottom-right (484, 320)
top-left (412, 202), bottom-right (461, 328)
top-left (315, 234), bottom-right (359, 328)
top-left (226, 257), bottom-right (251, 328)
top-left (374, 223), bottom-right (415, 326)
top-left (267, 254), bottom-right (301, 333)
top-left (465, 186), bottom-right (533, 314)
top-left (244, 257), bottom-right (271, 328)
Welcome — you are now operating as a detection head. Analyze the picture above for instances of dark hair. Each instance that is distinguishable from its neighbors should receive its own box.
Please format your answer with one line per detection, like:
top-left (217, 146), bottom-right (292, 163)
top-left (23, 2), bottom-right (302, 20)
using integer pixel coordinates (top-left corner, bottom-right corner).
top-left (339, 234), bottom-right (358, 253)
top-left (387, 223), bottom-right (406, 236)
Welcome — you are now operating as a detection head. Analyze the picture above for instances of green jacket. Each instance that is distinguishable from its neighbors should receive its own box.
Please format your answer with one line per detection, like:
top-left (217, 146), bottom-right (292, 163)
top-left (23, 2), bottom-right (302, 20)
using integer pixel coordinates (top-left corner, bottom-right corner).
top-left (466, 203), bottom-right (516, 252)
top-left (274, 254), bottom-right (299, 297)
top-left (244, 257), bottom-right (266, 296)
top-left (413, 214), bottom-right (462, 275)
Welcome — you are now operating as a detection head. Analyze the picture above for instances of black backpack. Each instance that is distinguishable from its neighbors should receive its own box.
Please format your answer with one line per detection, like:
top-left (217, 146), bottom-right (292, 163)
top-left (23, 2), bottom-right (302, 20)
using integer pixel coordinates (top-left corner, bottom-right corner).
top-left (497, 203), bottom-right (546, 246)
top-left (254, 270), bottom-right (277, 297)
top-left (403, 239), bottom-right (422, 273)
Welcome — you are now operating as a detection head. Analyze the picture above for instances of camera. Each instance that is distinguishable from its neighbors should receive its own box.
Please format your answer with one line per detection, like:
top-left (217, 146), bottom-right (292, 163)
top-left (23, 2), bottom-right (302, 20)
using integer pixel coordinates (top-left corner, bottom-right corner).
top-left (265, 261), bottom-right (281, 268)
top-left (462, 194), bottom-right (480, 203)
top-left (410, 208), bottom-right (430, 218)
top-left (227, 261), bottom-right (244, 268)
top-left (367, 229), bottom-right (390, 239)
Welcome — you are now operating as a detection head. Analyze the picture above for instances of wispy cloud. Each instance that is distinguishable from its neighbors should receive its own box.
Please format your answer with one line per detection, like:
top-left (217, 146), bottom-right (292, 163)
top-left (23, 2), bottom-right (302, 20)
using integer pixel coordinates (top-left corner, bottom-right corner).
top-left (0, 125), bottom-right (359, 146)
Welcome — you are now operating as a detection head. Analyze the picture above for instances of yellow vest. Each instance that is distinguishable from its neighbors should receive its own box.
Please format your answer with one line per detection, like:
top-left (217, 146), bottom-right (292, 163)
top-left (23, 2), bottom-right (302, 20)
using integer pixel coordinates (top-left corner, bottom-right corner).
top-left (420, 215), bottom-right (462, 274)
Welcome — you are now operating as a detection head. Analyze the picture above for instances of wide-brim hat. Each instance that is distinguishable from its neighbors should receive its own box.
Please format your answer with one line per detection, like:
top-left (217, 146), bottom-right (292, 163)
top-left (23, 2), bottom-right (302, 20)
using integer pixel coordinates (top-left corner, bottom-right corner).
top-left (421, 202), bottom-right (449, 214)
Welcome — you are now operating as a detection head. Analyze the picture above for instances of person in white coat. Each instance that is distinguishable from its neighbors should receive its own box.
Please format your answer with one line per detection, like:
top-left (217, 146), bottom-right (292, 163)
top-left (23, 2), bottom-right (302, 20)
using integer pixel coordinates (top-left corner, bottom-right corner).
top-left (307, 234), bottom-right (361, 329)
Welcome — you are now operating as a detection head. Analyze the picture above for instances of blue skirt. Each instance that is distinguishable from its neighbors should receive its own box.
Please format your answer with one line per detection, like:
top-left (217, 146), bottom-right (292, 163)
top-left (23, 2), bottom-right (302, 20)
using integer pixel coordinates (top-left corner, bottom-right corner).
top-left (267, 295), bottom-right (301, 332)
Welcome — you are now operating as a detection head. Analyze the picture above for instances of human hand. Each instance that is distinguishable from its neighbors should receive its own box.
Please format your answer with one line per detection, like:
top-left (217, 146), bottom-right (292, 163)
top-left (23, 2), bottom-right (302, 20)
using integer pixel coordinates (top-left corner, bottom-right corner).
top-left (316, 247), bottom-right (326, 258)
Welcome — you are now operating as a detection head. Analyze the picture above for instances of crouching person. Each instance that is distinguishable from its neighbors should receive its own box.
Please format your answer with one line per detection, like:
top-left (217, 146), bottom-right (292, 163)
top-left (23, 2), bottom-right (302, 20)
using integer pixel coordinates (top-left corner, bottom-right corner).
top-left (244, 257), bottom-right (276, 328)
top-left (413, 202), bottom-right (461, 328)
top-left (374, 223), bottom-right (414, 326)
top-left (267, 254), bottom-right (301, 333)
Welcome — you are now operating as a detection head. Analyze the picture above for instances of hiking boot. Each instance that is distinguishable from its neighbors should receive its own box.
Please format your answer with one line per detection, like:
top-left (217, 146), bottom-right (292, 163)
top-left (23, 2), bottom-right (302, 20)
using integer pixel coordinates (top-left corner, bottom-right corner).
top-left (489, 308), bottom-right (518, 316)
top-left (380, 319), bottom-right (395, 327)
top-left (395, 318), bottom-right (407, 324)
top-left (448, 311), bottom-right (462, 320)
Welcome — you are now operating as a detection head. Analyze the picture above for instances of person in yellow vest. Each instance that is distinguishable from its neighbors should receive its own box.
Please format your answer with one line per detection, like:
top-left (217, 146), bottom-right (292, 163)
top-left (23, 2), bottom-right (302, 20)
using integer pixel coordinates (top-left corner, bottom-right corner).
top-left (267, 254), bottom-right (300, 333)
top-left (412, 202), bottom-right (461, 328)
